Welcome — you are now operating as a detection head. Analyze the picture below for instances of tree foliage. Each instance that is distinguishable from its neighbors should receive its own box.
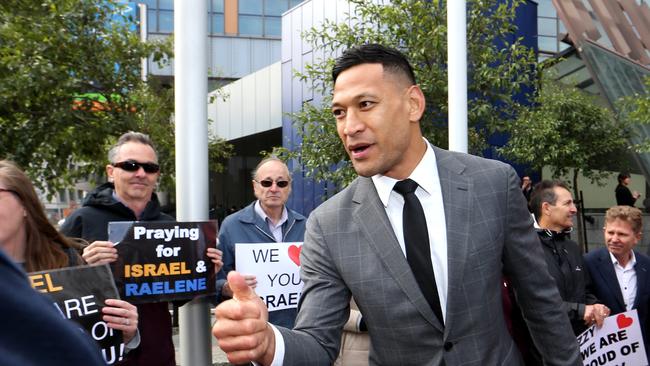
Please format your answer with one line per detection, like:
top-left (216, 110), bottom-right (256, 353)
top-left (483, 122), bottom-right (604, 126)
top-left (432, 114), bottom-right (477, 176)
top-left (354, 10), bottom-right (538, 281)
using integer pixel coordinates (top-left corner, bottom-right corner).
top-left (619, 76), bottom-right (650, 152)
top-left (499, 76), bottom-right (631, 185)
top-left (0, 0), bottom-right (231, 196)
top-left (273, 0), bottom-right (537, 190)
top-left (498, 75), bottom-right (632, 248)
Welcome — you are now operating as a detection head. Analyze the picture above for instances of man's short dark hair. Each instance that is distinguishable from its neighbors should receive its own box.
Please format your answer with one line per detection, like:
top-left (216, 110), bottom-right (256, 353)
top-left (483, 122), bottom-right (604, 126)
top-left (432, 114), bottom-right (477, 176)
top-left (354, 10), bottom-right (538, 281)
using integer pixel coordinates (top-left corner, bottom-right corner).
top-left (530, 180), bottom-right (570, 221)
top-left (617, 172), bottom-right (630, 184)
top-left (332, 43), bottom-right (416, 86)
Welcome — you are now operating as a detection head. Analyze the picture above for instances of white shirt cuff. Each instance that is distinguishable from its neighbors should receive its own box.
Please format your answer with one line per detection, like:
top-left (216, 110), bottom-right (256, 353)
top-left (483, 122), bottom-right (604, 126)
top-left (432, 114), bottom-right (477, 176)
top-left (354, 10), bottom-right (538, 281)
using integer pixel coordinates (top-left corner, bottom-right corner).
top-left (252, 324), bottom-right (285, 366)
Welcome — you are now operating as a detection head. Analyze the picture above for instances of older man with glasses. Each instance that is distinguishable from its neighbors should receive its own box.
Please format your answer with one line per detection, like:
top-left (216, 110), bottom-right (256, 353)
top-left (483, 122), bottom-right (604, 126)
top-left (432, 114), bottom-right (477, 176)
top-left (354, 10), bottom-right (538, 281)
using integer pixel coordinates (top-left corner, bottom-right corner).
top-left (215, 156), bottom-right (306, 328)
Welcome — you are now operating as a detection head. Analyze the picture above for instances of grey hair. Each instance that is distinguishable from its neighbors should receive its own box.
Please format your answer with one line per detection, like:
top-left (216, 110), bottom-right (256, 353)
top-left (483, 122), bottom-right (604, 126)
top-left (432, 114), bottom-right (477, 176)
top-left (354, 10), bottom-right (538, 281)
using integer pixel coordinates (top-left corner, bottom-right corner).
top-left (251, 156), bottom-right (290, 180)
top-left (107, 131), bottom-right (158, 164)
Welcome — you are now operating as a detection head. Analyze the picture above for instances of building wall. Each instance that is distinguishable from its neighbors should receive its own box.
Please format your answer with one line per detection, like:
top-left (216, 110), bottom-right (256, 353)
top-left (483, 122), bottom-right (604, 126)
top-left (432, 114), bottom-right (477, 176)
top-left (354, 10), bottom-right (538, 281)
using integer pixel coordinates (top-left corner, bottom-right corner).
top-left (281, 0), bottom-right (353, 216)
top-left (140, 0), bottom-right (301, 79)
top-left (208, 62), bottom-right (282, 140)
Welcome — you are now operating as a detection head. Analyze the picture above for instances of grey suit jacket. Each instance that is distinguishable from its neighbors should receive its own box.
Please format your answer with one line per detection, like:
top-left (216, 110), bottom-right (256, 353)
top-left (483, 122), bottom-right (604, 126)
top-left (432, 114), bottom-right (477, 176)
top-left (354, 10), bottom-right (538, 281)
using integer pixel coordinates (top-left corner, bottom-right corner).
top-left (278, 147), bottom-right (581, 365)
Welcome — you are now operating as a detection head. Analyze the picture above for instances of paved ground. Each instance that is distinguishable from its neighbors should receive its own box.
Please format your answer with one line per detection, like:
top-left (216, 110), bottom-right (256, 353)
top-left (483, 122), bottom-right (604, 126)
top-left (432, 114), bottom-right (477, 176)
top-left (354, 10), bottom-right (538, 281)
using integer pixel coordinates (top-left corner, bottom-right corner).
top-left (171, 313), bottom-right (232, 366)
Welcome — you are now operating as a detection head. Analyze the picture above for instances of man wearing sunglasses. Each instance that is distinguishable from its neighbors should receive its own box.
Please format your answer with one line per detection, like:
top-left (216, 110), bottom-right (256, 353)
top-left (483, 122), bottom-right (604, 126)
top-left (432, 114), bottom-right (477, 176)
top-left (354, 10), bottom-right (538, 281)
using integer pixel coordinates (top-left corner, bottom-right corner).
top-left (61, 131), bottom-right (223, 366)
top-left (216, 156), bottom-right (306, 329)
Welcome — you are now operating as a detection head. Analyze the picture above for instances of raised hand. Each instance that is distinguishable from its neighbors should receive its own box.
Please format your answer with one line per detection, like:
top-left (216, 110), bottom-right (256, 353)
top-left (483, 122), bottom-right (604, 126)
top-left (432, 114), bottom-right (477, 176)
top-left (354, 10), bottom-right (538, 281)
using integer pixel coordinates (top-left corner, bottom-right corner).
top-left (212, 271), bottom-right (276, 365)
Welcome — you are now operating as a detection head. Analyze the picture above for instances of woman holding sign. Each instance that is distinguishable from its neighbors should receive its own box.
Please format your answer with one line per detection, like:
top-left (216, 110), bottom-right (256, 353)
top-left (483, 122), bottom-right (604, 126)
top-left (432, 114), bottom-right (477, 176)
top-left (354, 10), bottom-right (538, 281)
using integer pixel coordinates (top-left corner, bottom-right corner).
top-left (0, 160), bottom-right (139, 355)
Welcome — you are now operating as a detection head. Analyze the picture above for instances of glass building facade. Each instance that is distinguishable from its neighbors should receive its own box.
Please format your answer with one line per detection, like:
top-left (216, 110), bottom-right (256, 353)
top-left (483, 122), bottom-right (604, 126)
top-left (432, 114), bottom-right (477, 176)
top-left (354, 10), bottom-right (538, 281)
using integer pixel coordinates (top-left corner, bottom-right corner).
top-left (534, 0), bottom-right (649, 60)
top-left (139, 0), bottom-right (302, 37)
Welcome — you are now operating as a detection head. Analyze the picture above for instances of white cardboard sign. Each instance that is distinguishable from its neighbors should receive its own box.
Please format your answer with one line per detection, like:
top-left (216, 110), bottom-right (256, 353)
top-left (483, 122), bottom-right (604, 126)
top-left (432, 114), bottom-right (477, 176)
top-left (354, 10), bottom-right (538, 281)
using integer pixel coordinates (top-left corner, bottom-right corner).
top-left (235, 242), bottom-right (303, 312)
top-left (577, 309), bottom-right (648, 366)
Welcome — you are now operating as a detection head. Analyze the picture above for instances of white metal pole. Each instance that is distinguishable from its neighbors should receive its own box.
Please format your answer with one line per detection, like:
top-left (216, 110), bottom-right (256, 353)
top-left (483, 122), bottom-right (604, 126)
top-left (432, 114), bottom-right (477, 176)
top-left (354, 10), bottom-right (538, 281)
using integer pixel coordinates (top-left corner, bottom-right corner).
top-left (138, 3), bottom-right (148, 82)
top-left (447, 0), bottom-right (468, 153)
top-left (174, 1), bottom-right (212, 365)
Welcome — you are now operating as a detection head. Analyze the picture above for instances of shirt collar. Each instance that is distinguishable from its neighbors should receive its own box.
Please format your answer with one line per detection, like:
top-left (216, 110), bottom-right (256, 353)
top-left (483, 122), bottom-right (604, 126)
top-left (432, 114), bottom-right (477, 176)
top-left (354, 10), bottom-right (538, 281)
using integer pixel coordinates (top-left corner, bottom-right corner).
top-left (254, 200), bottom-right (288, 226)
top-left (371, 138), bottom-right (438, 207)
top-left (609, 250), bottom-right (637, 268)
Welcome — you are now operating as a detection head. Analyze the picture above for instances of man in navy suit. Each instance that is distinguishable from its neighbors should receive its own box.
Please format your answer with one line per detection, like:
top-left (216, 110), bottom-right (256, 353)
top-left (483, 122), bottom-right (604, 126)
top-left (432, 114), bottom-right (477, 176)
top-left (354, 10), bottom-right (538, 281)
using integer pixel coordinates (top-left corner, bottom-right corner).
top-left (584, 205), bottom-right (650, 359)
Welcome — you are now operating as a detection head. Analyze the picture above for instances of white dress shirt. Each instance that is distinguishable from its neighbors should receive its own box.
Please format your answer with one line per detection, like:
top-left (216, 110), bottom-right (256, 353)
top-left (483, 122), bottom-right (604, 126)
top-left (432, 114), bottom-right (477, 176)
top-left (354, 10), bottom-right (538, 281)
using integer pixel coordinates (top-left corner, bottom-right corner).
top-left (610, 251), bottom-right (637, 311)
top-left (254, 200), bottom-right (288, 242)
top-left (370, 138), bottom-right (448, 321)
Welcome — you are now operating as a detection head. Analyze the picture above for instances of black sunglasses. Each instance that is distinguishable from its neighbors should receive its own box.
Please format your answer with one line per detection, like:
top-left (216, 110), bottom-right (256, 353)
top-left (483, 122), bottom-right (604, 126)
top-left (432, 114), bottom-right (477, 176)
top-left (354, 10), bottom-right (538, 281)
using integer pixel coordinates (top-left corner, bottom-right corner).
top-left (112, 160), bottom-right (160, 174)
top-left (256, 179), bottom-right (289, 188)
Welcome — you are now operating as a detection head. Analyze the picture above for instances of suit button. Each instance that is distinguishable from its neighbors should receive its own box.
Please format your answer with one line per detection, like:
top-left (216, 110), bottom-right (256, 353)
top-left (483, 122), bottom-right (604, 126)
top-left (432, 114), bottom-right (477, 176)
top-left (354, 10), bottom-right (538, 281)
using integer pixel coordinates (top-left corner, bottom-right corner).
top-left (444, 342), bottom-right (453, 351)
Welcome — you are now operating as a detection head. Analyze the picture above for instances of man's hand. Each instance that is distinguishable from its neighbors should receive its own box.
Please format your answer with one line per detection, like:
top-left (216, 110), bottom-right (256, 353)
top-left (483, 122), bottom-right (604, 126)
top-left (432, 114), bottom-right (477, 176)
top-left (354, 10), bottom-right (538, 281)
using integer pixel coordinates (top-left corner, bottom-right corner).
top-left (222, 274), bottom-right (258, 298)
top-left (213, 271), bottom-right (276, 365)
top-left (584, 304), bottom-right (610, 328)
top-left (633, 191), bottom-right (641, 200)
top-left (82, 241), bottom-right (118, 265)
top-left (206, 247), bottom-right (224, 273)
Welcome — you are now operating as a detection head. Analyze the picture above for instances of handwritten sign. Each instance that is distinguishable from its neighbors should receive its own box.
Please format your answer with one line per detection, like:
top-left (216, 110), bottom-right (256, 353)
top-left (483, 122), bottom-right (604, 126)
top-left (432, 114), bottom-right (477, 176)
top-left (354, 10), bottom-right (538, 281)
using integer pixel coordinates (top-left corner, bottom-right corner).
top-left (577, 310), bottom-right (648, 366)
top-left (108, 221), bottom-right (217, 303)
top-left (29, 264), bottom-right (124, 365)
top-left (235, 242), bottom-right (303, 311)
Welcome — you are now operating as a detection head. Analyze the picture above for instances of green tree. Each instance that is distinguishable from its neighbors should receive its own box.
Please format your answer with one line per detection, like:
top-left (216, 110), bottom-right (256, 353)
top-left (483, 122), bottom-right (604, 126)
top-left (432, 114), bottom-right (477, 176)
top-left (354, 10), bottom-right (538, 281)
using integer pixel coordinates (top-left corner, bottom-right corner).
top-left (619, 76), bottom-right (650, 151)
top-left (0, 0), bottom-right (231, 196)
top-left (274, 0), bottom-right (537, 191)
top-left (498, 76), bottom-right (632, 249)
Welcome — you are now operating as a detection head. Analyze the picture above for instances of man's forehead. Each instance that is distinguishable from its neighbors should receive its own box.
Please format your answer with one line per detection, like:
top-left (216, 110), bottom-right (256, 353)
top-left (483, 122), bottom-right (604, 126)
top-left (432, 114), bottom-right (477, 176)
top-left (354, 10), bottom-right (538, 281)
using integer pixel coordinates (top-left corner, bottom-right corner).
top-left (255, 161), bottom-right (289, 178)
top-left (115, 142), bottom-right (157, 162)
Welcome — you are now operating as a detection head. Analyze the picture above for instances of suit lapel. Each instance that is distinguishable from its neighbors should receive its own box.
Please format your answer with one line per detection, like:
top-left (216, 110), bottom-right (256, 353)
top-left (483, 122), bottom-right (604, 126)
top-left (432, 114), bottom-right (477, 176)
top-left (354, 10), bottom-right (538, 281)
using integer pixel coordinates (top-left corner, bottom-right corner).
top-left (433, 147), bottom-right (470, 336)
top-left (596, 249), bottom-right (626, 310)
top-left (352, 177), bottom-right (442, 331)
top-left (634, 252), bottom-right (648, 309)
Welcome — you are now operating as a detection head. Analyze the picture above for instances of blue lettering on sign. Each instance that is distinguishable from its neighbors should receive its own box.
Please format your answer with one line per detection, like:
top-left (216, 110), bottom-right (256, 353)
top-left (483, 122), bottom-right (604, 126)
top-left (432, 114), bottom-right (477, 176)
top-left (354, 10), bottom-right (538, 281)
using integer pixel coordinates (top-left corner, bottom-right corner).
top-left (125, 278), bottom-right (207, 296)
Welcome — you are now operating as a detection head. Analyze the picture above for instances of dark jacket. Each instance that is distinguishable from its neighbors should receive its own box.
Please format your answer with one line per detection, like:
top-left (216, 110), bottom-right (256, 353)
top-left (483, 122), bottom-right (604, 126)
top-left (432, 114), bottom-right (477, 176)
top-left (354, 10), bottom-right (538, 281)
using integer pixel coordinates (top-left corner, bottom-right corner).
top-left (616, 184), bottom-right (637, 207)
top-left (61, 182), bottom-right (176, 366)
top-left (584, 247), bottom-right (650, 360)
top-left (537, 229), bottom-right (598, 335)
top-left (216, 201), bottom-right (306, 328)
top-left (0, 250), bottom-right (106, 366)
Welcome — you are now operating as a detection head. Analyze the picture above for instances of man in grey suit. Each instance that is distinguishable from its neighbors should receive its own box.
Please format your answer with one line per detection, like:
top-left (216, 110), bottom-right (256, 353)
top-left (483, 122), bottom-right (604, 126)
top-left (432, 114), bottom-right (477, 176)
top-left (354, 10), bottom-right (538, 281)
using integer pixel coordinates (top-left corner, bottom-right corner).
top-left (212, 44), bottom-right (581, 365)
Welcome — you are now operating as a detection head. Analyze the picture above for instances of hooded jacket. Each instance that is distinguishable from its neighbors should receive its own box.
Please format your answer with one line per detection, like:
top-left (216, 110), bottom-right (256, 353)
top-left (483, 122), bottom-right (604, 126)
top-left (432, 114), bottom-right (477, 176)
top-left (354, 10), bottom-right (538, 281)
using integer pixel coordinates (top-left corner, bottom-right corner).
top-left (60, 182), bottom-right (176, 366)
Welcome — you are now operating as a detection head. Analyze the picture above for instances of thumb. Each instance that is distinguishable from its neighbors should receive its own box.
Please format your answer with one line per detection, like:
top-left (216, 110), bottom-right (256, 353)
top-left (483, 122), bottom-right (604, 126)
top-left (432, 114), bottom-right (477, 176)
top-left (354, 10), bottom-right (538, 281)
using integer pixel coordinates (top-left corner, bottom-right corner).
top-left (228, 271), bottom-right (257, 301)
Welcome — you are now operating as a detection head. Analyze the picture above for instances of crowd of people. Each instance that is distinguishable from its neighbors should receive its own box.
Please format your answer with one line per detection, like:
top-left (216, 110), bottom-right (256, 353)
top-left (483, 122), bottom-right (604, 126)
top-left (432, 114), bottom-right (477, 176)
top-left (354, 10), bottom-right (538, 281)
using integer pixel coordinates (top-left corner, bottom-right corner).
top-left (1, 44), bottom-right (649, 366)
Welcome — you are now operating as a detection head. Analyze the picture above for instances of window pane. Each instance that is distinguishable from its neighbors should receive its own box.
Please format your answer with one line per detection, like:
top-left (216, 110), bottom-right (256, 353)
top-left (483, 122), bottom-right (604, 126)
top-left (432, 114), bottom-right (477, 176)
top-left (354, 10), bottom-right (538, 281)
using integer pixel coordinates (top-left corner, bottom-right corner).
top-left (211, 0), bottom-right (224, 12)
top-left (537, 0), bottom-right (556, 18)
top-left (538, 35), bottom-right (558, 53)
top-left (138, 0), bottom-right (157, 9)
top-left (266, 0), bottom-right (288, 16)
top-left (239, 15), bottom-right (263, 35)
top-left (239, 0), bottom-right (263, 15)
top-left (265, 17), bottom-right (281, 36)
top-left (158, 0), bottom-right (174, 10)
top-left (211, 13), bottom-right (224, 34)
top-left (538, 17), bottom-right (557, 36)
top-left (159, 10), bottom-right (174, 32)
top-left (147, 9), bottom-right (157, 32)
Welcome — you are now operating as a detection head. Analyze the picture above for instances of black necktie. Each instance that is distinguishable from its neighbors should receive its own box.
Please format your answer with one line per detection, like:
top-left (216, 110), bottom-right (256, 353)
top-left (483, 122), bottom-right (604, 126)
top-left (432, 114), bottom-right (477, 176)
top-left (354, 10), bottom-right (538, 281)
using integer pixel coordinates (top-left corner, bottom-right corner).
top-left (393, 179), bottom-right (444, 324)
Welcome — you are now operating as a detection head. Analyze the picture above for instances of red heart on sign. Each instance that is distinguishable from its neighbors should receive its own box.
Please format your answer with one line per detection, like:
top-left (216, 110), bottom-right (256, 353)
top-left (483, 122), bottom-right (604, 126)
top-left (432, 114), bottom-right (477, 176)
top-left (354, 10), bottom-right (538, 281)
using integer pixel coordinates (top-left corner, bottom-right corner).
top-left (288, 244), bottom-right (302, 266)
top-left (616, 314), bottom-right (633, 329)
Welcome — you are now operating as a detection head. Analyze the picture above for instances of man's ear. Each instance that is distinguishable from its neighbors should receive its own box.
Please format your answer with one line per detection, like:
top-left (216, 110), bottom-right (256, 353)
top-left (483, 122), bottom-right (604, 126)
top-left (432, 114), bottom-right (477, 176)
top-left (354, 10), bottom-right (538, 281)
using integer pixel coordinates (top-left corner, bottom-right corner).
top-left (541, 201), bottom-right (551, 216)
top-left (407, 85), bottom-right (426, 122)
top-left (106, 164), bottom-right (114, 182)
